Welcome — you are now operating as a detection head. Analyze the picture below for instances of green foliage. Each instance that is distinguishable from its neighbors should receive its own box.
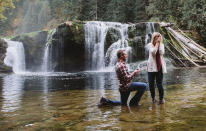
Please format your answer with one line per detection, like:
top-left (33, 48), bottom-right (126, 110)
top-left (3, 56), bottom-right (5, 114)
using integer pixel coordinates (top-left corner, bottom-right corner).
top-left (146, 0), bottom-right (206, 46)
top-left (49, 0), bottom-right (81, 21)
top-left (1, 0), bottom-right (206, 47)
top-left (79, 0), bottom-right (97, 21)
top-left (0, 0), bottom-right (15, 21)
top-left (181, 0), bottom-right (206, 44)
top-left (49, 0), bottom-right (148, 22)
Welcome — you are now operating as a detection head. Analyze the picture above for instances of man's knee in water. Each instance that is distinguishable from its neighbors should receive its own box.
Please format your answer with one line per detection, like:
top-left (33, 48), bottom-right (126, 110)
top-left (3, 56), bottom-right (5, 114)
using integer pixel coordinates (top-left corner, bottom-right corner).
top-left (141, 83), bottom-right (147, 91)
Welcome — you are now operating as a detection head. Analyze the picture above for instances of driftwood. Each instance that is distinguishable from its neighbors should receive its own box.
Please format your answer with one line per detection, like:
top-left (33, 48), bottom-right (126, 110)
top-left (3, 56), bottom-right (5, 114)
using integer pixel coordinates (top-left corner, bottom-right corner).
top-left (177, 28), bottom-right (206, 52)
top-left (164, 44), bottom-right (187, 67)
top-left (159, 22), bottom-right (174, 27)
top-left (165, 27), bottom-right (200, 67)
top-left (161, 22), bottom-right (206, 67)
top-left (171, 28), bottom-right (205, 57)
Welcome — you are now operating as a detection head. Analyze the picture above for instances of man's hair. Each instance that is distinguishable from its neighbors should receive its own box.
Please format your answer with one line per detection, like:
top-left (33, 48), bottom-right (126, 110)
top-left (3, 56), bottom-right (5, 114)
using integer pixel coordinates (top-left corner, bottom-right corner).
top-left (117, 50), bottom-right (125, 59)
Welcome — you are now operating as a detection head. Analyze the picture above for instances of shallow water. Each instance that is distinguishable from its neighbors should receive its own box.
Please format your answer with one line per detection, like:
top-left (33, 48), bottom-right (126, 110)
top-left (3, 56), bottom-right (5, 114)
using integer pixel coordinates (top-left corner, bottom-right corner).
top-left (0, 67), bottom-right (205, 131)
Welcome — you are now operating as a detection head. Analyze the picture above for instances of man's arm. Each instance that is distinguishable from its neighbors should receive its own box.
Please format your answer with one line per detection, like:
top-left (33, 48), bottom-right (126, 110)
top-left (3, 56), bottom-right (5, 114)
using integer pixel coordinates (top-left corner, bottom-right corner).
top-left (119, 64), bottom-right (139, 81)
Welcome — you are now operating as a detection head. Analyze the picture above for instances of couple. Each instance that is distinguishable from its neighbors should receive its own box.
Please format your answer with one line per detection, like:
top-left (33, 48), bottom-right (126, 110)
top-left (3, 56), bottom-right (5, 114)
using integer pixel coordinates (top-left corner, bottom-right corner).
top-left (99, 32), bottom-right (167, 106)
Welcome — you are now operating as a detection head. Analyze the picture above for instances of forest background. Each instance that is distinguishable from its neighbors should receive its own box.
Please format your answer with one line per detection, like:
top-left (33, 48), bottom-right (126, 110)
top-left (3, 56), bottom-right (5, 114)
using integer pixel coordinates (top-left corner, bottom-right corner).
top-left (0, 0), bottom-right (205, 47)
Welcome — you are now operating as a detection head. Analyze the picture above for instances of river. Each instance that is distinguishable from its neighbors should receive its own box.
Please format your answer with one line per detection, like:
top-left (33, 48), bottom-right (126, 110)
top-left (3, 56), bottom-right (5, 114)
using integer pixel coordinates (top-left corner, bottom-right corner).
top-left (0, 67), bottom-right (205, 130)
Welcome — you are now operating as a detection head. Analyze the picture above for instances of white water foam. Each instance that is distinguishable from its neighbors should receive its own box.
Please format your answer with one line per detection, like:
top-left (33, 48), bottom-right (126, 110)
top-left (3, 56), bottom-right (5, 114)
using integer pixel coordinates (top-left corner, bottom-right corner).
top-left (4, 39), bottom-right (26, 73)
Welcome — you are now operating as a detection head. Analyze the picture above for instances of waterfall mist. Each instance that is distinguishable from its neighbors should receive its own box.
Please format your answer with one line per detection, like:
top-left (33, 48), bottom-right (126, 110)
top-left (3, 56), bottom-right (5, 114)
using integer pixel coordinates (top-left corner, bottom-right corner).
top-left (41, 29), bottom-right (56, 72)
top-left (15, 0), bottom-right (51, 34)
top-left (4, 39), bottom-right (26, 73)
top-left (144, 22), bottom-right (155, 59)
top-left (84, 21), bottom-right (131, 71)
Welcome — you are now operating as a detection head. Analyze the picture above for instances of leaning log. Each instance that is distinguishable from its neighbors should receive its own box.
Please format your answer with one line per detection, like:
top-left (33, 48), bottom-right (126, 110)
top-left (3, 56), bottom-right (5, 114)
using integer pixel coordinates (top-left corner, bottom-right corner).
top-left (164, 27), bottom-right (200, 67)
top-left (177, 27), bottom-right (206, 52)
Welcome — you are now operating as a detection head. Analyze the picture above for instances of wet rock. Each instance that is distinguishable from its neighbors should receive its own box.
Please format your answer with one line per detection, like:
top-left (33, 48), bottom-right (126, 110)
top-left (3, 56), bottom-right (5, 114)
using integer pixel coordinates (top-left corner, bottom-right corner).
top-left (128, 36), bottom-right (146, 61)
top-left (105, 28), bottom-right (121, 53)
top-left (50, 21), bottom-right (85, 72)
top-left (12, 31), bottom-right (48, 71)
top-left (0, 38), bottom-right (12, 73)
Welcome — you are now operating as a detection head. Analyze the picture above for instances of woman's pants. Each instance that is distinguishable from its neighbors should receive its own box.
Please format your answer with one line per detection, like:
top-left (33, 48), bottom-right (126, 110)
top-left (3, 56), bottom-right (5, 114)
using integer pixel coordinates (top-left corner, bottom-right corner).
top-left (148, 71), bottom-right (164, 100)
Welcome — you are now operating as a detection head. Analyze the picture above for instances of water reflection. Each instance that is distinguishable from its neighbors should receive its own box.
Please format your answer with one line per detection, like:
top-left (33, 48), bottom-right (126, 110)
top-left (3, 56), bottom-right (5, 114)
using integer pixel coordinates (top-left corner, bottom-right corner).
top-left (0, 67), bottom-right (205, 130)
top-left (42, 76), bottom-right (49, 110)
top-left (2, 74), bottom-right (24, 113)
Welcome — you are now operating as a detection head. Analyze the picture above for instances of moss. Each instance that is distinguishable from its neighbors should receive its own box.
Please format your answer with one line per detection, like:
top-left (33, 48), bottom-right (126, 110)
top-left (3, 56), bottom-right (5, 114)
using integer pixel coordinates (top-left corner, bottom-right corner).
top-left (127, 39), bottom-right (133, 47)
top-left (50, 124), bottom-right (66, 131)
top-left (70, 21), bottom-right (84, 45)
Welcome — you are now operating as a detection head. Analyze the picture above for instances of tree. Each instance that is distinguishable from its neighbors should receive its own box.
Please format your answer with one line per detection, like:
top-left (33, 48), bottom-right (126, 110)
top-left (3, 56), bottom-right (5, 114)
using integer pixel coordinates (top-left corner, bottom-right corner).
top-left (49, 0), bottom-right (81, 21)
top-left (146, 0), bottom-right (206, 46)
top-left (123, 0), bottom-right (148, 22)
top-left (0, 0), bottom-right (15, 21)
top-left (103, 0), bottom-right (125, 22)
top-left (182, 0), bottom-right (206, 44)
top-left (79, 0), bottom-right (97, 21)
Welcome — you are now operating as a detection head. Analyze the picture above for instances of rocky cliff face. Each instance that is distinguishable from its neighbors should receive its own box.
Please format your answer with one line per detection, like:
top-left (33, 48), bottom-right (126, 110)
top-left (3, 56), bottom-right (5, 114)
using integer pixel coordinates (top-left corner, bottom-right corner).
top-left (50, 21), bottom-right (85, 72)
top-left (2, 21), bottom-right (163, 72)
top-left (0, 39), bottom-right (12, 73)
top-left (127, 22), bottom-right (160, 62)
top-left (9, 21), bottom-right (85, 72)
top-left (12, 31), bottom-right (48, 71)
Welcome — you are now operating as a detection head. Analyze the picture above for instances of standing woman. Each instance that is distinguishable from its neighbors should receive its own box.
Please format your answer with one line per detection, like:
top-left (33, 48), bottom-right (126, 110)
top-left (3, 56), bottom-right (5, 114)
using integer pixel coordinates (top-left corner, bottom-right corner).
top-left (146, 32), bottom-right (167, 104)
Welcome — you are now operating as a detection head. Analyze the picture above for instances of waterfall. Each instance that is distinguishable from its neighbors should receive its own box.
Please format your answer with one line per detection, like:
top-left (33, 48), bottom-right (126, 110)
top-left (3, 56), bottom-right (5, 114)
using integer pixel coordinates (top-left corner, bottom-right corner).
top-left (4, 39), bottom-right (26, 73)
top-left (105, 40), bottom-right (131, 67)
top-left (84, 21), bottom-right (130, 70)
top-left (144, 22), bottom-right (155, 59)
top-left (41, 29), bottom-right (56, 72)
top-left (145, 22), bottom-right (155, 45)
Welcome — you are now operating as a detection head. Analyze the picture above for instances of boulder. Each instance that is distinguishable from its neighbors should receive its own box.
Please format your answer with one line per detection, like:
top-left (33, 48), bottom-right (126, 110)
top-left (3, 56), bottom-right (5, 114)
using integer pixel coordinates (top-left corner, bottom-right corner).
top-left (127, 22), bottom-right (160, 62)
top-left (105, 28), bottom-right (121, 53)
top-left (50, 21), bottom-right (85, 72)
top-left (0, 39), bottom-right (12, 73)
top-left (12, 31), bottom-right (48, 71)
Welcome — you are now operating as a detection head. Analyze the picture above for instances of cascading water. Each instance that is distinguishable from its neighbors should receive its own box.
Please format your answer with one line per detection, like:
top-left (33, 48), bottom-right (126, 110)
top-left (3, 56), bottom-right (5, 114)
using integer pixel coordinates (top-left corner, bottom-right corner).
top-left (84, 21), bottom-right (131, 70)
top-left (41, 29), bottom-right (56, 72)
top-left (145, 22), bottom-right (155, 45)
top-left (105, 40), bottom-right (132, 67)
top-left (4, 39), bottom-right (26, 73)
top-left (144, 22), bottom-right (155, 59)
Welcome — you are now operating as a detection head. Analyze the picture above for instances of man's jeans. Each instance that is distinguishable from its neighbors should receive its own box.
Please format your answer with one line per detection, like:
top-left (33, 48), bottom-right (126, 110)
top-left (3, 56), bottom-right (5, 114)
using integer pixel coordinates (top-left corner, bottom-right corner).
top-left (148, 70), bottom-right (164, 100)
top-left (103, 82), bottom-right (147, 106)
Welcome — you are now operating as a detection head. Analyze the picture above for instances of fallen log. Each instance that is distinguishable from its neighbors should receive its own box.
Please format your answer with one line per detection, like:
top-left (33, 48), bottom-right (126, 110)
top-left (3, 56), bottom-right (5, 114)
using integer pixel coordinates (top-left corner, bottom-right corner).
top-left (177, 27), bottom-right (206, 52)
top-left (164, 27), bottom-right (200, 67)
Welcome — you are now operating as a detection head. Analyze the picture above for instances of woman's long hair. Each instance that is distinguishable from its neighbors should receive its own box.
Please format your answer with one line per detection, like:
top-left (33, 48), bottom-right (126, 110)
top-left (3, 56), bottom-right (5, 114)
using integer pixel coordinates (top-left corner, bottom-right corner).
top-left (151, 32), bottom-right (163, 45)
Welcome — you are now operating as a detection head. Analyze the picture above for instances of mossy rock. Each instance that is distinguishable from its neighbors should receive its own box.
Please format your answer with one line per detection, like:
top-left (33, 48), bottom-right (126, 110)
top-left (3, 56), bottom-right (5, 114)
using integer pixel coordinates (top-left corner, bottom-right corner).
top-left (105, 27), bottom-right (121, 53)
top-left (0, 38), bottom-right (13, 73)
top-left (128, 36), bottom-right (146, 61)
top-left (128, 23), bottom-right (146, 39)
top-left (50, 21), bottom-right (85, 72)
top-left (12, 31), bottom-right (48, 71)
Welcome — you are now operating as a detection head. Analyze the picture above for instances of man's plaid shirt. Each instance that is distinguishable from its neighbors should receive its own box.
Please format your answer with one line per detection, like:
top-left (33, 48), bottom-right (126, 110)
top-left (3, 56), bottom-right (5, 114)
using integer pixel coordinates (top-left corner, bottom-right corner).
top-left (115, 60), bottom-right (137, 92)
